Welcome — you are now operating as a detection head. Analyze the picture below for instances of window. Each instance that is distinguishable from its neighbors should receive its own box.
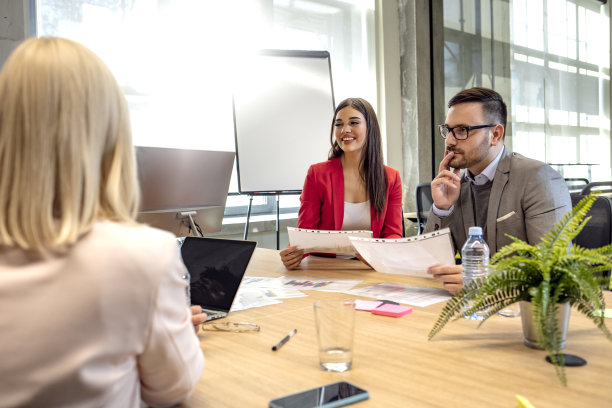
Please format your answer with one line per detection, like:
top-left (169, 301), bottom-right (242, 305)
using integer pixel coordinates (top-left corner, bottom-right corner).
top-left (438, 0), bottom-right (610, 182)
top-left (36, 0), bottom-right (376, 216)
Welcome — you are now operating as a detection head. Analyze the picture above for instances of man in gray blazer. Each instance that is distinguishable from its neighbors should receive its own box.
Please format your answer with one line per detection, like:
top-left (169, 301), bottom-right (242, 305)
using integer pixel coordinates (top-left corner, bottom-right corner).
top-left (424, 87), bottom-right (571, 294)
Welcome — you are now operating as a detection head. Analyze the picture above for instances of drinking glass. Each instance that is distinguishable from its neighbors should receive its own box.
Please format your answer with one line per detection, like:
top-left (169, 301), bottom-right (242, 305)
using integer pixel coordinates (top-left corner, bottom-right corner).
top-left (313, 299), bottom-right (355, 372)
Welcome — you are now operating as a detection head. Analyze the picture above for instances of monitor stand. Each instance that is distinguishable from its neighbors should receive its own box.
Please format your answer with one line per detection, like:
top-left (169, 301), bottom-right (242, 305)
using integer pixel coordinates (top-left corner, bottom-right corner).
top-left (137, 206), bottom-right (225, 237)
top-left (178, 211), bottom-right (203, 237)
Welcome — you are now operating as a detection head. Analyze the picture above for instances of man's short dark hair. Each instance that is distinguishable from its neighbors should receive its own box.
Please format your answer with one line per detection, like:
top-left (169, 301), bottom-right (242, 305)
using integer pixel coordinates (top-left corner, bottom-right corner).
top-left (448, 87), bottom-right (507, 137)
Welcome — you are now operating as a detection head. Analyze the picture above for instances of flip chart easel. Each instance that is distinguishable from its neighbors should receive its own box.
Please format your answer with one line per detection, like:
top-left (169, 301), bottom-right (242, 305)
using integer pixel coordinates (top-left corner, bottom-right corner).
top-left (243, 192), bottom-right (300, 249)
top-left (233, 50), bottom-right (335, 249)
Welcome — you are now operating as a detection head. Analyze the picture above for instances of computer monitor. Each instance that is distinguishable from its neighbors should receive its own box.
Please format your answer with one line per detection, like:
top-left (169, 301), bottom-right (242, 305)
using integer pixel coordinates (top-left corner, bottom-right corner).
top-left (135, 146), bottom-right (235, 237)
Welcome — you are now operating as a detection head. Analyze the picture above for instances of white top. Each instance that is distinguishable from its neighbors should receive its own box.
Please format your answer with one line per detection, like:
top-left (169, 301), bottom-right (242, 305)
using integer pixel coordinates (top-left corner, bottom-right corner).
top-left (0, 220), bottom-right (204, 407)
top-left (341, 200), bottom-right (371, 231)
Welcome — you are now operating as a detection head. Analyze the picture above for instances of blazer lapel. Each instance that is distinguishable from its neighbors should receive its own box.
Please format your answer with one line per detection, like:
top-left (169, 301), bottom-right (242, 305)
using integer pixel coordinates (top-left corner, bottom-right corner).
top-left (486, 147), bottom-right (511, 253)
top-left (331, 159), bottom-right (345, 230)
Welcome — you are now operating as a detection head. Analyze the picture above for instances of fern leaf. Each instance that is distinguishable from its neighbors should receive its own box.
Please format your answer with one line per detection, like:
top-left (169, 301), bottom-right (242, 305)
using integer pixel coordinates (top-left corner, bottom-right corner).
top-left (573, 293), bottom-right (612, 341)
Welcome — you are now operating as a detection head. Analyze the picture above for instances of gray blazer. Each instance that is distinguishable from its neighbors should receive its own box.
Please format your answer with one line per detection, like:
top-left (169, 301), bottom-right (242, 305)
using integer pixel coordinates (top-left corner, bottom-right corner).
top-left (424, 148), bottom-right (572, 255)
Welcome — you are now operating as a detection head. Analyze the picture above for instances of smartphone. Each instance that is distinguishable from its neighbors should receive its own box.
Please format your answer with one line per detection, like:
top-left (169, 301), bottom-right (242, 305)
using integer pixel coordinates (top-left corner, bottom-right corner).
top-left (269, 381), bottom-right (369, 408)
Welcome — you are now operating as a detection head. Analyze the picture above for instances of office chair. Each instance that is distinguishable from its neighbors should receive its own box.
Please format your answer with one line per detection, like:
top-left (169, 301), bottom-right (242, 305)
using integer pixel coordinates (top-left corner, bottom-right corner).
top-left (564, 178), bottom-right (589, 194)
top-left (415, 182), bottom-right (433, 235)
top-left (571, 193), bottom-right (612, 290)
top-left (580, 181), bottom-right (612, 195)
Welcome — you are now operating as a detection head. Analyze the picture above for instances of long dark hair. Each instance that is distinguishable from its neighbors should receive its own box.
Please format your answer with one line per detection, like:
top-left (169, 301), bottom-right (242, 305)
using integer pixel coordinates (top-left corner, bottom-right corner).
top-left (328, 98), bottom-right (387, 216)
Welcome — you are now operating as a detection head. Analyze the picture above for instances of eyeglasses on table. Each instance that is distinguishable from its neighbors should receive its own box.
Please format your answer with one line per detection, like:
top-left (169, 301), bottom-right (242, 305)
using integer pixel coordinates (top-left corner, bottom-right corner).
top-left (201, 322), bottom-right (260, 332)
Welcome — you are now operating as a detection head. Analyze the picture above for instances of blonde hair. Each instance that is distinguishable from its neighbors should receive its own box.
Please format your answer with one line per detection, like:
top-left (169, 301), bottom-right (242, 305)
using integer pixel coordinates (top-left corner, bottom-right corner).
top-left (0, 37), bottom-right (140, 253)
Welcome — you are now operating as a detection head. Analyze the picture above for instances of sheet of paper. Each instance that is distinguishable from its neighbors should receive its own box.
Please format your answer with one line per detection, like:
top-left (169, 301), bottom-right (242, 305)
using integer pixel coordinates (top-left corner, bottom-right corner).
top-left (231, 275), bottom-right (363, 311)
top-left (354, 299), bottom-right (383, 311)
top-left (345, 283), bottom-right (451, 308)
top-left (232, 276), bottom-right (312, 312)
top-left (280, 276), bottom-right (362, 292)
top-left (287, 227), bottom-right (372, 255)
top-left (230, 289), bottom-right (284, 312)
top-left (349, 228), bottom-right (455, 277)
top-left (240, 276), bottom-right (282, 287)
top-left (239, 276), bottom-right (306, 298)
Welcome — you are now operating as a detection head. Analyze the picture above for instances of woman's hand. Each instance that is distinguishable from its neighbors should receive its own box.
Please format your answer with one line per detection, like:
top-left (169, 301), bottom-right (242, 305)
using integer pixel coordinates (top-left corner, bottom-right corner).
top-left (279, 245), bottom-right (305, 269)
top-left (190, 305), bottom-right (207, 333)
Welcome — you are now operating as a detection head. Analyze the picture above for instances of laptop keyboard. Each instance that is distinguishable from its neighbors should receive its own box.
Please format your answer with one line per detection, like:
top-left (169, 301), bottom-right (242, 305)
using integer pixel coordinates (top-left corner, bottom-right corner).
top-left (204, 310), bottom-right (227, 321)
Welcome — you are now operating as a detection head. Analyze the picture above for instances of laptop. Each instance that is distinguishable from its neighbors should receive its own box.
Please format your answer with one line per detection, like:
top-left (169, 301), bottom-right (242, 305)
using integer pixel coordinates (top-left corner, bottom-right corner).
top-left (180, 237), bottom-right (257, 321)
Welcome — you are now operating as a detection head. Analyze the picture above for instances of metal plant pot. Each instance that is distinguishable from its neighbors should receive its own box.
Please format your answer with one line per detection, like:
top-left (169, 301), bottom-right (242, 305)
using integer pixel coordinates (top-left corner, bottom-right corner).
top-left (519, 301), bottom-right (571, 349)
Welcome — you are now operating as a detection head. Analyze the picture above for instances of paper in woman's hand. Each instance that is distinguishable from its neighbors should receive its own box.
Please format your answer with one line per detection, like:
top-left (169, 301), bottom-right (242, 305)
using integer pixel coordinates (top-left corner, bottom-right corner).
top-left (287, 227), bottom-right (372, 255)
top-left (349, 228), bottom-right (455, 277)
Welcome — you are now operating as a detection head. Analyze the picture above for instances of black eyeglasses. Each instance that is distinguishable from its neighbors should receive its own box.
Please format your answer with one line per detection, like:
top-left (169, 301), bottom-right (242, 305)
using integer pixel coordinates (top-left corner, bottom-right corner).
top-left (438, 124), bottom-right (497, 140)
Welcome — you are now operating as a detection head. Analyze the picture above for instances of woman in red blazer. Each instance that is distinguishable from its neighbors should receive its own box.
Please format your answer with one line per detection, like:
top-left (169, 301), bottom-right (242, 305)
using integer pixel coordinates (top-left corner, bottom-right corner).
top-left (280, 98), bottom-right (403, 269)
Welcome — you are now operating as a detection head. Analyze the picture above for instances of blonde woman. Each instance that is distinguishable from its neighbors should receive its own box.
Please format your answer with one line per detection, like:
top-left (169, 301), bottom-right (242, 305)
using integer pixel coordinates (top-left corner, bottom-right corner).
top-left (0, 37), bottom-right (204, 407)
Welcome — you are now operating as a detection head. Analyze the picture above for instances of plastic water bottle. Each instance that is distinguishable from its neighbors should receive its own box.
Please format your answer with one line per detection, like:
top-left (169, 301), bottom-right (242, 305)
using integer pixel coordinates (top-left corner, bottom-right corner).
top-left (461, 226), bottom-right (489, 320)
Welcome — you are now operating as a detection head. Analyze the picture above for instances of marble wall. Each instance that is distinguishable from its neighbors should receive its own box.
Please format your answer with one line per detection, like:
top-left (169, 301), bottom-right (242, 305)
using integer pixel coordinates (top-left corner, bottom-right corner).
top-left (0, 1), bottom-right (29, 68)
top-left (397, 0), bottom-right (433, 211)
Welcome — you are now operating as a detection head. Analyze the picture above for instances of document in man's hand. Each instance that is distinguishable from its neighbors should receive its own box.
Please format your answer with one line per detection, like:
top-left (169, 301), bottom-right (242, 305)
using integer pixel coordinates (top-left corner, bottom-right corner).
top-left (287, 227), bottom-right (372, 255)
top-left (348, 228), bottom-right (455, 278)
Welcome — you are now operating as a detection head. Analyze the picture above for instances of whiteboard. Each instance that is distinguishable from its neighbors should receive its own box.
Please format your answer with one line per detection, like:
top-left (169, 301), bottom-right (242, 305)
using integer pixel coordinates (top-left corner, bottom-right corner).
top-left (233, 50), bottom-right (335, 194)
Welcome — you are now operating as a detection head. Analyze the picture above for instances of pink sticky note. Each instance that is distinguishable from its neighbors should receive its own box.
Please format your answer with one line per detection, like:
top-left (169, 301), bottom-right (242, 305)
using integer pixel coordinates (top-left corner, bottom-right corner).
top-left (354, 299), bottom-right (383, 311)
top-left (370, 304), bottom-right (412, 317)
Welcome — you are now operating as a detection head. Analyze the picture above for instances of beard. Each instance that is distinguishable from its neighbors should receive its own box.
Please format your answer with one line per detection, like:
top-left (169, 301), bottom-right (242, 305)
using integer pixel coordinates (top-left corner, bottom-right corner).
top-left (446, 136), bottom-right (491, 170)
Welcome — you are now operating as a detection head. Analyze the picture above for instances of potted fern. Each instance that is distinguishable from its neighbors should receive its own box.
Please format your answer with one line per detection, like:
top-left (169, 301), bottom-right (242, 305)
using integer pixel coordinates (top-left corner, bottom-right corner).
top-left (428, 193), bottom-right (612, 385)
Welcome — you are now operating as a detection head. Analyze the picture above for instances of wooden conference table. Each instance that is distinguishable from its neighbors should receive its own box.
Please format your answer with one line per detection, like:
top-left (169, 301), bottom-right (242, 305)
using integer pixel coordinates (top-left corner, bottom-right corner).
top-left (185, 248), bottom-right (612, 408)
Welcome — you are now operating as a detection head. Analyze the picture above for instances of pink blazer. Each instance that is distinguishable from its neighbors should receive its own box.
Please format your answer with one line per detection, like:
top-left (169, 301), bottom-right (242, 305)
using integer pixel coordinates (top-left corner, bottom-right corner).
top-left (297, 158), bottom-right (403, 238)
top-left (0, 221), bottom-right (204, 407)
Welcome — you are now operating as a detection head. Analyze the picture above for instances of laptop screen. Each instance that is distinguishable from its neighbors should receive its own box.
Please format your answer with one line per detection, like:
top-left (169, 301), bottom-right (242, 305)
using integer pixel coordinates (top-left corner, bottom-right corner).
top-left (180, 237), bottom-right (257, 312)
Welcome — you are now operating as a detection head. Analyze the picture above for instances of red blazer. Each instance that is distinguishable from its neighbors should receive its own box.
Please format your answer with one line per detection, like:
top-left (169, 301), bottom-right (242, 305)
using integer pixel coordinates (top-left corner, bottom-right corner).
top-left (297, 158), bottom-right (403, 238)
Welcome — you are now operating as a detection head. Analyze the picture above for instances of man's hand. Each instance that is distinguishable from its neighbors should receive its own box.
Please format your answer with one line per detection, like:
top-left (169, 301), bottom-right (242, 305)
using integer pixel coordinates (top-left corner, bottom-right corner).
top-left (190, 305), bottom-right (207, 333)
top-left (431, 151), bottom-right (461, 211)
top-left (427, 264), bottom-right (463, 294)
top-left (279, 245), bottom-right (305, 269)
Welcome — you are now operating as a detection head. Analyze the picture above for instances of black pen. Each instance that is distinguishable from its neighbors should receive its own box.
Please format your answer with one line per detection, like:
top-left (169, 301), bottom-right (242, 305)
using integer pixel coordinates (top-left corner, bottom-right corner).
top-left (272, 329), bottom-right (297, 351)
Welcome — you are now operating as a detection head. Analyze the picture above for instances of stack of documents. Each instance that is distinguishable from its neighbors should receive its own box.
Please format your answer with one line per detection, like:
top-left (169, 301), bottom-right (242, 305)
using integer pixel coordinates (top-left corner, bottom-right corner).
top-left (287, 226), bottom-right (455, 278)
top-left (287, 227), bottom-right (372, 255)
top-left (349, 228), bottom-right (455, 278)
top-left (232, 276), bottom-right (363, 311)
top-left (231, 277), bottom-right (305, 312)
top-left (347, 283), bottom-right (450, 307)
top-left (280, 276), bottom-right (362, 292)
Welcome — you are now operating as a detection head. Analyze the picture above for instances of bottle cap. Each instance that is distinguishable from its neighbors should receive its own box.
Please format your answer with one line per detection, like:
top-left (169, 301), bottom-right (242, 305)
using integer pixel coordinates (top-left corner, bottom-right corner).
top-left (468, 226), bottom-right (483, 236)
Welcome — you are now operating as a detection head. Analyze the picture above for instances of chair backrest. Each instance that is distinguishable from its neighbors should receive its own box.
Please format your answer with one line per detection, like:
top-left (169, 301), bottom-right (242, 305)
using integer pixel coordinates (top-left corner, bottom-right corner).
top-left (581, 181), bottom-right (612, 195)
top-left (415, 182), bottom-right (433, 235)
top-left (564, 178), bottom-right (589, 194)
top-left (571, 193), bottom-right (612, 290)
